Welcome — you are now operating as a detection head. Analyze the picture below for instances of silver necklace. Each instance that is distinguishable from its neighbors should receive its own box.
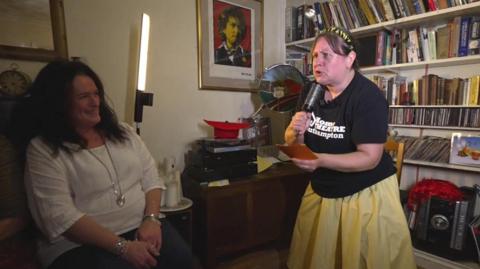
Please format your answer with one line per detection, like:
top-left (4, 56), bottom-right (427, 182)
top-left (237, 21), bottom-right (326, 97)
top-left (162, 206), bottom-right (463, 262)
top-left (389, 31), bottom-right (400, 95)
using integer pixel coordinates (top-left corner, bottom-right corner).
top-left (87, 143), bottom-right (126, 207)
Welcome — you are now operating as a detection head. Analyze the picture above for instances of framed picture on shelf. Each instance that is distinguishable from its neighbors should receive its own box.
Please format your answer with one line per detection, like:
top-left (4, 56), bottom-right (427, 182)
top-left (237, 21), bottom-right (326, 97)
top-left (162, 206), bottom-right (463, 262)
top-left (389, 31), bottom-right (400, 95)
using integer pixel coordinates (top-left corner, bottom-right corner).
top-left (196, 0), bottom-right (263, 92)
top-left (449, 133), bottom-right (480, 167)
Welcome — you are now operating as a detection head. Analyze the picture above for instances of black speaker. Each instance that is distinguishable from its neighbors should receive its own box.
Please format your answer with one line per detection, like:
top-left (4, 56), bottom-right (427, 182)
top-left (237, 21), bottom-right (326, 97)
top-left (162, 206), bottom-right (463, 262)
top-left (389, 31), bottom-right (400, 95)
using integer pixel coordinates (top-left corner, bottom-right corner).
top-left (427, 196), bottom-right (456, 246)
top-left (413, 195), bottom-right (475, 260)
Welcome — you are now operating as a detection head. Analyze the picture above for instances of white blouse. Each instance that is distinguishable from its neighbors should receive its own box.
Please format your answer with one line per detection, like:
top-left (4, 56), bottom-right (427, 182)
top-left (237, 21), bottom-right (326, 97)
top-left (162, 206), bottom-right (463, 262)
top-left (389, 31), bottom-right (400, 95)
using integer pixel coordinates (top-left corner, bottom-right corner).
top-left (24, 123), bottom-right (166, 267)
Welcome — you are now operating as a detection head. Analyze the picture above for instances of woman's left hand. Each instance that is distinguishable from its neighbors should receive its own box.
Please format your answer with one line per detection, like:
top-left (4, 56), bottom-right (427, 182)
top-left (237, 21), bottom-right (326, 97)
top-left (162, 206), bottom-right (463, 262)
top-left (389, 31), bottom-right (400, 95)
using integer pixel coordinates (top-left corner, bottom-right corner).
top-left (136, 220), bottom-right (162, 254)
top-left (291, 157), bottom-right (321, 172)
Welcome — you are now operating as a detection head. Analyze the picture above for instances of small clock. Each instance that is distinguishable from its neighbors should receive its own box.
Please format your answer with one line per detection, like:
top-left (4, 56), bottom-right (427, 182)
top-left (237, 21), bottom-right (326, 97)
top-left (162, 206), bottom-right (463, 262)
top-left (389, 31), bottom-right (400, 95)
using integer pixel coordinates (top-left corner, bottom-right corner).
top-left (0, 64), bottom-right (32, 97)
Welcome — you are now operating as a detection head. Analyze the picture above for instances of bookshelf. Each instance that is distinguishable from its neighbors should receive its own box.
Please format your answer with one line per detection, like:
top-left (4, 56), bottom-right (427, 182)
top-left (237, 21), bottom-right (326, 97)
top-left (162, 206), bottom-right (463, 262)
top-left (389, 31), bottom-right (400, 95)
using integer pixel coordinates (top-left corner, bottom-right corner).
top-left (285, 1), bottom-right (480, 268)
top-left (285, 2), bottom-right (480, 75)
top-left (286, 1), bottom-right (480, 50)
top-left (286, 1), bottom-right (480, 47)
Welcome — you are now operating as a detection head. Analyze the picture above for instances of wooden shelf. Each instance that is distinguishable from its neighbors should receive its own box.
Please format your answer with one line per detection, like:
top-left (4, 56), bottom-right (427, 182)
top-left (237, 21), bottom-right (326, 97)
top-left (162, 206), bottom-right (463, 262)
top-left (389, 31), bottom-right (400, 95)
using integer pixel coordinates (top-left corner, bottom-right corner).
top-left (361, 55), bottom-right (480, 74)
top-left (391, 105), bottom-right (480, 108)
top-left (414, 248), bottom-right (480, 269)
top-left (287, 44), bottom-right (480, 75)
top-left (389, 124), bottom-right (480, 131)
top-left (403, 159), bottom-right (480, 173)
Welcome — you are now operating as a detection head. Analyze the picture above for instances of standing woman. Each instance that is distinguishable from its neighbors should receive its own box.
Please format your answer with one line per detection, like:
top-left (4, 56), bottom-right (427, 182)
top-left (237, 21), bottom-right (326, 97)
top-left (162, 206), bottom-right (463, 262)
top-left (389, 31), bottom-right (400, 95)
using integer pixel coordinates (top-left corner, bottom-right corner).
top-left (23, 60), bottom-right (192, 269)
top-left (284, 27), bottom-right (416, 269)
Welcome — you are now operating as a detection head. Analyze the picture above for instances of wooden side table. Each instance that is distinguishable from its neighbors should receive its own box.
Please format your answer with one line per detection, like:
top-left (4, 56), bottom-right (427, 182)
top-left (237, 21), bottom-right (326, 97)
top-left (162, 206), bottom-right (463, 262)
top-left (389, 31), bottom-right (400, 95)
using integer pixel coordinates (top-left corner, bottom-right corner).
top-left (182, 162), bottom-right (309, 269)
top-left (161, 197), bottom-right (193, 246)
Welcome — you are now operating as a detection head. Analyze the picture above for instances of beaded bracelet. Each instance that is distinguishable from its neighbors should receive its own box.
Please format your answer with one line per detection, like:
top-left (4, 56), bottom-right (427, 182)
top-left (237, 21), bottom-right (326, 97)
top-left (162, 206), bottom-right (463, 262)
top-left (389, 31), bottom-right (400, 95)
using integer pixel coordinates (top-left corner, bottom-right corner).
top-left (114, 237), bottom-right (129, 256)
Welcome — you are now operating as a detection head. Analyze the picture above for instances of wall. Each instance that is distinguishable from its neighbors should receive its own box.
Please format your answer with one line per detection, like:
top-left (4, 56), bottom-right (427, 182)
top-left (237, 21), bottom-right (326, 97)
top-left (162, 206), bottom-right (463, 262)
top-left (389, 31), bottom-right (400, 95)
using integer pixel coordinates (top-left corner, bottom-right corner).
top-left (0, 0), bottom-right (286, 171)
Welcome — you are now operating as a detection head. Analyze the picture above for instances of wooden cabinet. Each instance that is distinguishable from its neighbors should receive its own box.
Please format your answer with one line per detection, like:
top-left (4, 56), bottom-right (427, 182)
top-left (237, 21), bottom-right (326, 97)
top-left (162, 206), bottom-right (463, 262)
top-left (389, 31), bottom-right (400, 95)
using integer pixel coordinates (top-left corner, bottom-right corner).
top-left (182, 162), bottom-right (309, 269)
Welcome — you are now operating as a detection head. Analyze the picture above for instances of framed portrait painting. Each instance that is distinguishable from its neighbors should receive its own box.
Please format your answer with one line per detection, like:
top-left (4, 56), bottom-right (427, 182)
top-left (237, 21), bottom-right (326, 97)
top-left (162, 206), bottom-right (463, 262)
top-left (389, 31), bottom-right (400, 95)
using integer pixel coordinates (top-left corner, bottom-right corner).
top-left (197, 0), bottom-right (263, 92)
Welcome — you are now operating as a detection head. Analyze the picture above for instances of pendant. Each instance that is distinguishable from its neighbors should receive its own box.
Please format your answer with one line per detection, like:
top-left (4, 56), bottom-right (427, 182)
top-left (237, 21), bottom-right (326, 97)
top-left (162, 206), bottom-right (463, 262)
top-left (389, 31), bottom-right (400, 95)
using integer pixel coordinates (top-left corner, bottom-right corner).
top-left (116, 195), bottom-right (126, 207)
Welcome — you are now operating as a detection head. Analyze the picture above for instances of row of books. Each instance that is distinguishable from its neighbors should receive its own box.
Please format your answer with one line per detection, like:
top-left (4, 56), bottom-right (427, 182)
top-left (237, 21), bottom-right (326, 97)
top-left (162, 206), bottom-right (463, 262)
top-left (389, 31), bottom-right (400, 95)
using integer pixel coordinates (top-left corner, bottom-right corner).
top-left (285, 1), bottom-right (478, 43)
top-left (361, 15), bottom-right (480, 67)
top-left (389, 107), bottom-right (480, 127)
top-left (369, 74), bottom-right (480, 106)
top-left (394, 135), bottom-right (450, 162)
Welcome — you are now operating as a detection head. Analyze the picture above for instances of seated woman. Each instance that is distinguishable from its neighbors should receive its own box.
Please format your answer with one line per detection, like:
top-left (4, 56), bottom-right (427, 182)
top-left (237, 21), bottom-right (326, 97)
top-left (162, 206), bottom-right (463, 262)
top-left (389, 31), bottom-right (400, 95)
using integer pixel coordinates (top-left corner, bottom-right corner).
top-left (22, 60), bottom-right (192, 269)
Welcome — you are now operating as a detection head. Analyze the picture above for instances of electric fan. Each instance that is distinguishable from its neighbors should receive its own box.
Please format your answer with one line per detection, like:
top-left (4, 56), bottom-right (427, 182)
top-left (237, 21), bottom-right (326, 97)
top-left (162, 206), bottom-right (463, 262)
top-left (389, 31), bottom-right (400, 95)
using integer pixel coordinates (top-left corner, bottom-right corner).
top-left (247, 64), bottom-right (307, 147)
top-left (254, 64), bottom-right (307, 116)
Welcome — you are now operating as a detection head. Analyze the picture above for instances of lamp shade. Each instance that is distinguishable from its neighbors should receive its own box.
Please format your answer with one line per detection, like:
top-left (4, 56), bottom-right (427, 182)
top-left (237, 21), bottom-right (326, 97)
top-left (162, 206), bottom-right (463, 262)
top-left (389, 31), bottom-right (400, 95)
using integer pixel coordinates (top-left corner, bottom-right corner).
top-left (204, 120), bottom-right (250, 139)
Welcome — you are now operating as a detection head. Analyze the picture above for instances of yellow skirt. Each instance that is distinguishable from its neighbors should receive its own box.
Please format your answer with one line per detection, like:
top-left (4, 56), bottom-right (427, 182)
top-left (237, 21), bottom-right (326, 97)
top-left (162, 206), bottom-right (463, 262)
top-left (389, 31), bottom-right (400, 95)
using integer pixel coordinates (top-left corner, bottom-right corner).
top-left (287, 175), bottom-right (416, 269)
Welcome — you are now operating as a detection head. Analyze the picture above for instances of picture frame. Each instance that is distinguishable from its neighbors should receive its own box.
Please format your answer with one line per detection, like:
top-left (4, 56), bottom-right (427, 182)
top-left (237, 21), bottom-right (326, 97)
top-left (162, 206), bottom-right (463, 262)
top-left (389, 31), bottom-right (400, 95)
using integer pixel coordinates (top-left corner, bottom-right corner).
top-left (449, 133), bottom-right (480, 167)
top-left (197, 0), bottom-right (263, 92)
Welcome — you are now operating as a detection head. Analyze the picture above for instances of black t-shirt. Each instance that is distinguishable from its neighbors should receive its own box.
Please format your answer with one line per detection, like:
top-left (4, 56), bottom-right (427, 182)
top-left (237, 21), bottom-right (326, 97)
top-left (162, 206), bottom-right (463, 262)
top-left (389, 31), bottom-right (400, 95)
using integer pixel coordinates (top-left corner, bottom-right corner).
top-left (297, 72), bottom-right (396, 198)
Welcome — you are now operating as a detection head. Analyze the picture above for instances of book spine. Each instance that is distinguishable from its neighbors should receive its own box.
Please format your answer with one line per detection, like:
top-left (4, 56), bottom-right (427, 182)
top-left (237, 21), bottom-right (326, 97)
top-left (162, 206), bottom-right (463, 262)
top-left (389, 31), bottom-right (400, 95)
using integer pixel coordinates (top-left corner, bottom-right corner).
top-left (334, 2), bottom-right (349, 29)
top-left (388, 0), bottom-right (402, 18)
top-left (468, 16), bottom-right (480, 55)
top-left (458, 16), bottom-right (472, 57)
top-left (359, 0), bottom-right (378, 25)
top-left (420, 27), bottom-right (431, 61)
top-left (428, 29), bottom-right (437, 60)
top-left (450, 200), bottom-right (461, 249)
top-left (328, 2), bottom-right (341, 27)
top-left (367, 0), bottom-right (383, 23)
top-left (414, 199), bottom-right (431, 240)
top-left (412, 0), bottom-right (425, 14)
top-left (408, 203), bottom-right (418, 230)
top-left (407, 29), bottom-right (421, 62)
top-left (313, 2), bottom-right (324, 31)
top-left (376, 31), bottom-right (386, 66)
top-left (339, 0), bottom-right (355, 29)
top-left (396, 0), bottom-right (409, 17)
top-left (453, 200), bottom-right (469, 250)
top-left (380, 0), bottom-right (395, 21)
top-left (345, 0), bottom-right (362, 28)
top-left (469, 220), bottom-right (480, 263)
top-left (319, 3), bottom-right (332, 29)
top-left (296, 5), bottom-right (305, 41)
top-left (469, 75), bottom-right (479, 105)
top-left (285, 6), bottom-right (293, 42)
top-left (385, 32), bottom-right (392, 65)
top-left (291, 6), bottom-right (298, 41)
top-left (449, 17), bottom-right (462, 58)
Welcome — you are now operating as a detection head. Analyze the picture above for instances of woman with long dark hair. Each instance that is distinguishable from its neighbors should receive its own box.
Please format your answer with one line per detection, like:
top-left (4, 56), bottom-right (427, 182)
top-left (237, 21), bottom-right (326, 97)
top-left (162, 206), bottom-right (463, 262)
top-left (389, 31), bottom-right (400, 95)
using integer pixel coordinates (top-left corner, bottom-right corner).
top-left (23, 60), bottom-right (192, 269)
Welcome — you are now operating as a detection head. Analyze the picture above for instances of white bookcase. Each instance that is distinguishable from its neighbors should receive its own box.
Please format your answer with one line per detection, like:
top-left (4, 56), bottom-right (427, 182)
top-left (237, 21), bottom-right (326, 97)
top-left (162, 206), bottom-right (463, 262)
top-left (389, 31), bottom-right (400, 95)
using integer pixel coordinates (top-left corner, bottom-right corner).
top-left (285, 1), bottom-right (480, 268)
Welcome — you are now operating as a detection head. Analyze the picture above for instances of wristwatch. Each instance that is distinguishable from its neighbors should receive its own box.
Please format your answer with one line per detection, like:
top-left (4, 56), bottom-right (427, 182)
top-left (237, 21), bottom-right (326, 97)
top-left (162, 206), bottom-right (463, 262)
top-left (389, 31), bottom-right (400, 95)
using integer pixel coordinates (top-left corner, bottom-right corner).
top-left (142, 213), bottom-right (166, 224)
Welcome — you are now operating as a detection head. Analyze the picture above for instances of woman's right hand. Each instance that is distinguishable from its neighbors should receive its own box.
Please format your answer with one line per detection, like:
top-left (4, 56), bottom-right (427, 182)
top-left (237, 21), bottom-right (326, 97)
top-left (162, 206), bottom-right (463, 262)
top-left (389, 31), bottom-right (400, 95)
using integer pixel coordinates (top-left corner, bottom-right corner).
top-left (122, 240), bottom-right (158, 269)
top-left (285, 111), bottom-right (310, 145)
top-left (289, 111), bottom-right (310, 135)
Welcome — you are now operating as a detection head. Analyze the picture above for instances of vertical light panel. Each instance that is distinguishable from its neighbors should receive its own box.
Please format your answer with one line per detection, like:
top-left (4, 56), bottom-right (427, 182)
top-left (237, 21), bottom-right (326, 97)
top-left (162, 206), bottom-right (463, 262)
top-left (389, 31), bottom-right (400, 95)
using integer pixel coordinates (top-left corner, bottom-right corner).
top-left (137, 13), bottom-right (150, 91)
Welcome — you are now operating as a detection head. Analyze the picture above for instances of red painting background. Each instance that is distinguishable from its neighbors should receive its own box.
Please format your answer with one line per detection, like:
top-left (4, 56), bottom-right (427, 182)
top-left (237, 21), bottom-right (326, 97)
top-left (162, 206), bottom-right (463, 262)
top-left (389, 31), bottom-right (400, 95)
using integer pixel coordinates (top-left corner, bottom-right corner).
top-left (213, 0), bottom-right (252, 52)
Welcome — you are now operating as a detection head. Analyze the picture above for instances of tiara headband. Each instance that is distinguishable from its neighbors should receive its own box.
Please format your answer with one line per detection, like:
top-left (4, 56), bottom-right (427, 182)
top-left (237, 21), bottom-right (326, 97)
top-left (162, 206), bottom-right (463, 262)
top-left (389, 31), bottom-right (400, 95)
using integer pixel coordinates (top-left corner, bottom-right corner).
top-left (323, 27), bottom-right (355, 51)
